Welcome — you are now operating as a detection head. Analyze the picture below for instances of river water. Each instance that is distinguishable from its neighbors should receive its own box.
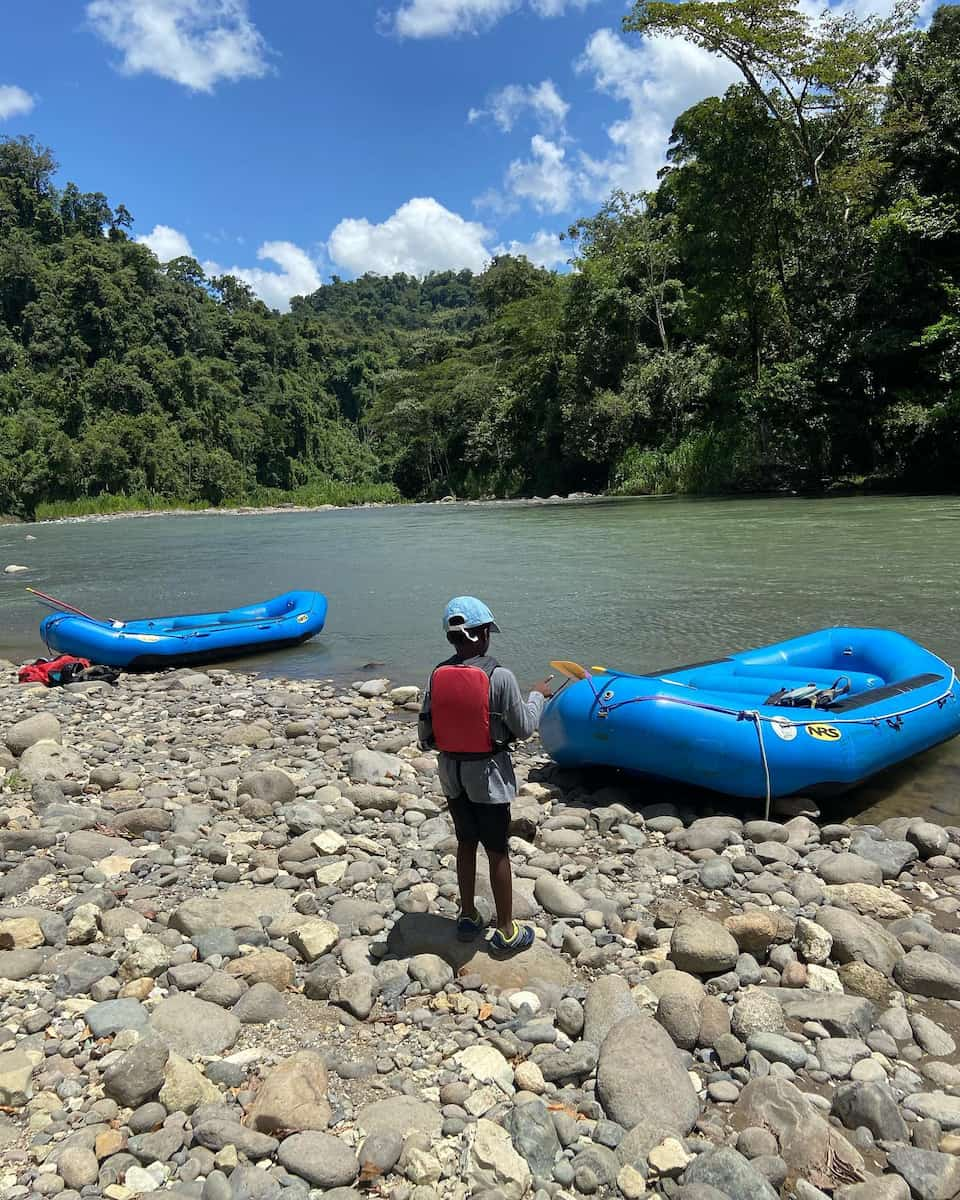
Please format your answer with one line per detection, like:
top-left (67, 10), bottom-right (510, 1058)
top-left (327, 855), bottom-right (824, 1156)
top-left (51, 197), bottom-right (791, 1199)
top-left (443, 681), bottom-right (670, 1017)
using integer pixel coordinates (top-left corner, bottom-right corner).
top-left (2, 495), bottom-right (960, 822)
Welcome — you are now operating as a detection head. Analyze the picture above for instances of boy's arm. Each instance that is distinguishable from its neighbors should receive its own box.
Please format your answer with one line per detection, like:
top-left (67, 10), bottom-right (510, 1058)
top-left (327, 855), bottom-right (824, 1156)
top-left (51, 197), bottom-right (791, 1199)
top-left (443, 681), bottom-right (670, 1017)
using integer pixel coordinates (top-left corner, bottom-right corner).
top-left (495, 668), bottom-right (546, 741)
top-left (417, 677), bottom-right (436, 750)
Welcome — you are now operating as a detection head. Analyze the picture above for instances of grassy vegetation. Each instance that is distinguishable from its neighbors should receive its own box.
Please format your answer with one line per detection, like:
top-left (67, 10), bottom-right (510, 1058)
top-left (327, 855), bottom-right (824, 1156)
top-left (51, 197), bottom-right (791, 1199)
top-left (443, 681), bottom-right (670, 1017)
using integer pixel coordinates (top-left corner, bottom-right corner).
top-left (33, 481), bottom-right (401, 521)
top-left (34, 493), bottom-right (212, 520)
top-left (613, 431), bottom-right (752, 496)
top-left (236, 480), bottom-right (402, 509)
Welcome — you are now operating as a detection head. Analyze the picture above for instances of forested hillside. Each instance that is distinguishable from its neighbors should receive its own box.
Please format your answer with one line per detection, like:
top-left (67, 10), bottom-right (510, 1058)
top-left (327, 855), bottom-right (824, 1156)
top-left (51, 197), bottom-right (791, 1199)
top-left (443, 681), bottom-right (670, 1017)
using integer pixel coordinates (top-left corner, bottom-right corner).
top-left (1, 1), bottom-right (958, 519)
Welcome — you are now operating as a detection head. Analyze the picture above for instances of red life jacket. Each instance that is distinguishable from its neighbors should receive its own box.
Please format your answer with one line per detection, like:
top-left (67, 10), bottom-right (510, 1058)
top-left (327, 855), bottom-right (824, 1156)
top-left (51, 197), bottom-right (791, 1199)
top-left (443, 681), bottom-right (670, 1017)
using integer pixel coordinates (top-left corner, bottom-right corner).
top-left (430, 655), bottom-right (503, 759)
top-left (18, 655), bottom-right (91, 686)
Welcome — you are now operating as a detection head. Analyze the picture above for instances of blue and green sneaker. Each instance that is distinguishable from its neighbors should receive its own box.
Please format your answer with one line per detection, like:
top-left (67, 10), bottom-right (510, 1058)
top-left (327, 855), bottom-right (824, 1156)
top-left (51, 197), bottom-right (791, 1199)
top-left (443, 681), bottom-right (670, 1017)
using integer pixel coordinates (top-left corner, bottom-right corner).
top-left (488, 922), bottom-right (535, 957)
top-left (456, 909), bottom-right (486, 941)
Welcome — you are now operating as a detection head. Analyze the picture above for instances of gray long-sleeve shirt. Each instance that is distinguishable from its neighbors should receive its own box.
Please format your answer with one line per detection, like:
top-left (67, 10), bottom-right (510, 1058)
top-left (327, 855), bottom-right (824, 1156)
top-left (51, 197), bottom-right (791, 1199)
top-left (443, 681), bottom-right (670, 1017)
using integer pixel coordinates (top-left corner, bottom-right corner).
top-left (418, 662), bottom-right (545, 805)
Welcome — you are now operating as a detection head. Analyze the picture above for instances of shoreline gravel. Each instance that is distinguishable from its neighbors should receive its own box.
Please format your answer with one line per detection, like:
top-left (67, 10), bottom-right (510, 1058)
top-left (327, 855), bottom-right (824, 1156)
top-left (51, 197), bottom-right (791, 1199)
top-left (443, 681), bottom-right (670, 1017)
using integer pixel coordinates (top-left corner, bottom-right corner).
top-left (3, 662), bottom-right (960, 1200)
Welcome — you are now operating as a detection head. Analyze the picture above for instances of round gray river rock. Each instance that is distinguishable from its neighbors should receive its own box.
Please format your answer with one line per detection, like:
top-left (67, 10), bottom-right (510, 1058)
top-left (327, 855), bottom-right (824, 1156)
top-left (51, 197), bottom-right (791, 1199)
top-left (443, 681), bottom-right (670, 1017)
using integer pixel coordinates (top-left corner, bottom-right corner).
top-left (670, 911), bottom-right (740, 975)
top-left (534, 875), bottom-right (586, 917)
top-left (885, 1147), bottom-right (960, 1200)
top-left (894, 948), bottom-right (960, 1000)
top-left (4, 713), bottom-right (61, 757)
top-left (277, 1131), bottom-right (359, 1188)
top-left (596, 1014), bottom-right (699, 1146)
top-left (831, 1080), bottom-right (908, 1142)
top-left (582, 975), bottom-right (639, 1047)
top-left (683, 1146), bottom-right (779, 1200)
top-left (849, 828), bottom-right (919, 879)
top-left (149, 994), bottom-right (241, 1056)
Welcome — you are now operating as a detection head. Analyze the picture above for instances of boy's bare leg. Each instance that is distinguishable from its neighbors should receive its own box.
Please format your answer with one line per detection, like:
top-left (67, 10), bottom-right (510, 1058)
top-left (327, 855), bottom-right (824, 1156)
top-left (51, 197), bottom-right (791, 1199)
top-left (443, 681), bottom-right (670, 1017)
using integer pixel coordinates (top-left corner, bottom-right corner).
top-left (457, 840), bottom-right (479, 917)
top-left (487, 849), bottom-right (513, 934)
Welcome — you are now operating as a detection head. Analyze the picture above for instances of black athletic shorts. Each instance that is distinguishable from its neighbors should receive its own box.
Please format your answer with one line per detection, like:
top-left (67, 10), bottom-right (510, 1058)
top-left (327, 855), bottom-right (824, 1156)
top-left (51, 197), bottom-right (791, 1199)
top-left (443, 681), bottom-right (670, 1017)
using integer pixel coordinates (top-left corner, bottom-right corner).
top-left (447, 794), bottom-right (511, 853)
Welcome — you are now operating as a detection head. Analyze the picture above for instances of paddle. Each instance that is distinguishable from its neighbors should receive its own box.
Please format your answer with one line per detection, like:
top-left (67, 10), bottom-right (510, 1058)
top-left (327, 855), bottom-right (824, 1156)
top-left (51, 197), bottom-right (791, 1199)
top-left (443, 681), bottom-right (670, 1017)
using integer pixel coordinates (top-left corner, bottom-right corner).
top-left (549, 659), bottom-right (592, 681)
top-left (26, 587), bottom-right (98, 620)
top-left (548, 659), bottom-right (612, 700)
top-left (549, 660), bottom-right (608, 679)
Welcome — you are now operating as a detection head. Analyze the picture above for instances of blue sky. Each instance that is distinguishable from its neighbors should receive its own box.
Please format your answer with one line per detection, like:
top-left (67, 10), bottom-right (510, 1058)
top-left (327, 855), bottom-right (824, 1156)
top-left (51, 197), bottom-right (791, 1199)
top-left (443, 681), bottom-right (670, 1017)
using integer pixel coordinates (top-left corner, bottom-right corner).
top-left (1, 0), bottom-right (741, 308)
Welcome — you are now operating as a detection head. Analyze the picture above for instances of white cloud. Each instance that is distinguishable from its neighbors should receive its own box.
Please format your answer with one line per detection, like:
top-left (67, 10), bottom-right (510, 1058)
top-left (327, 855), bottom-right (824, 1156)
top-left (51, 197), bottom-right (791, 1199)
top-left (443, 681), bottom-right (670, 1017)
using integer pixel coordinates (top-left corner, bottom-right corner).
top-left (138, 226), bottom-right (319, 308)
top-left (390, 0), bottom-right (597, 38)
top-left (86, 0), bottom-right (270, 92)
top-left (495, 230), bottom-right (568, 268)
top-left (473, 187), bottom-right (518, 217)
top-left (475, 28), bottom-right (736, 219)
top-left (137, 223), bottom-right (195, 260)
top-left (470, 79), bottom-right (570, 133)
top-left (576, 28), bottom-right (741, 198)
top-left (328, 198), bottom-right (494, 276)
top-left (505, 135), bottom-right (574, 213)
top-left (206, 241), bottom-right (322, 311)
top-left (0, 85), bottom-right (35, 121)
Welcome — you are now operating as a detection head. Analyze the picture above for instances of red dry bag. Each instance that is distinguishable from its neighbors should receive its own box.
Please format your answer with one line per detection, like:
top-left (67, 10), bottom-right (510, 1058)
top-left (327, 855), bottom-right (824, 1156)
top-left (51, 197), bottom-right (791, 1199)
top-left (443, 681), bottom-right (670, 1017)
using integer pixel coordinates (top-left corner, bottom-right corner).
top-left (430, 656), bottom-right (500, 758)
top-left (18, 655), bottom-right (91, 687)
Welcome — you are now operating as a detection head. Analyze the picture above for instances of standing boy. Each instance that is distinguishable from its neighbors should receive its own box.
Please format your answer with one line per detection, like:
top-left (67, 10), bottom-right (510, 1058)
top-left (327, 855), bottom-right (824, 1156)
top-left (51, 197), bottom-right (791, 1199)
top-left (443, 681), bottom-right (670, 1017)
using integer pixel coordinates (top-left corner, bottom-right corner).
top-left (418, 596), bottom-right (553, 955)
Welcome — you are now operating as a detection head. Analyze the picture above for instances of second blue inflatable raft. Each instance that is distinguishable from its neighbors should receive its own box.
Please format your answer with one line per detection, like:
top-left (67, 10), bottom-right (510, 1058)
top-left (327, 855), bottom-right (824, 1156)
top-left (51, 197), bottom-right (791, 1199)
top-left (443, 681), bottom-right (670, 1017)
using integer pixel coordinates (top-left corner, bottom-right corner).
top-left (540, 628), bottom-right (960, 800)
top-left (41, 590), bottom-right (328, 669)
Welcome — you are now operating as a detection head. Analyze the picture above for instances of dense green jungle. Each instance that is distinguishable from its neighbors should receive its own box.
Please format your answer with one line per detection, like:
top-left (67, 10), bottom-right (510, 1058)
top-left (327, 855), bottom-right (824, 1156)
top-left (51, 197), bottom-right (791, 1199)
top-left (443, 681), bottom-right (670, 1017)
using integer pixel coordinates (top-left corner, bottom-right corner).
top-left (1, 1), bottom-right (958, 520)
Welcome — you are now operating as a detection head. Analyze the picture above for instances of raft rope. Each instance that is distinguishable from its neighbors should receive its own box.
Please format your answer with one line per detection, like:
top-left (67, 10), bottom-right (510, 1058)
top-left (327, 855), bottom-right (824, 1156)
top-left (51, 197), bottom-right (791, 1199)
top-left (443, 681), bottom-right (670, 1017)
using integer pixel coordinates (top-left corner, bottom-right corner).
top-left (587, 664), bottom-right (959, 814)
top-left (747, 711), bottom-right (773, 822)
top-left (42, 611), bottom-right (295, 639)
top-left (593, 667), bottom-right (958, 729)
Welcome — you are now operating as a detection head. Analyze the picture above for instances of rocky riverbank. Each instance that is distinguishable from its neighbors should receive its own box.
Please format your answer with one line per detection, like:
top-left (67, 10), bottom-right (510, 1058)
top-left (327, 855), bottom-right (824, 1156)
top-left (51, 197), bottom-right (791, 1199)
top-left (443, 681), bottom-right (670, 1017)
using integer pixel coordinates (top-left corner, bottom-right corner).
top-left (19, 492), bottom-right (602, 527)
top-left (2, 665), bottom-right (960, 1200)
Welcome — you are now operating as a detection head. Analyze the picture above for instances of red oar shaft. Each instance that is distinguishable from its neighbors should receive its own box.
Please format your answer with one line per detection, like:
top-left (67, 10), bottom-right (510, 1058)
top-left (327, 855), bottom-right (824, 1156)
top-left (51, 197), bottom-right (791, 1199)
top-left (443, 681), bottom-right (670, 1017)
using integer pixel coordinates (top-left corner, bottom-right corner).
top-left (25, 588), bottom-right (97, 621)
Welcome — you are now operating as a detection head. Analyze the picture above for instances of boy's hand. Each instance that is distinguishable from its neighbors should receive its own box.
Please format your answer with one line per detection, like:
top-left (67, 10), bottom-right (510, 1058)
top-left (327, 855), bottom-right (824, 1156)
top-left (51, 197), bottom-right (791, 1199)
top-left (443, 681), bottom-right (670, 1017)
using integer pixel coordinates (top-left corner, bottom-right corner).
top-left (531, 676), bottom-right (555, 698)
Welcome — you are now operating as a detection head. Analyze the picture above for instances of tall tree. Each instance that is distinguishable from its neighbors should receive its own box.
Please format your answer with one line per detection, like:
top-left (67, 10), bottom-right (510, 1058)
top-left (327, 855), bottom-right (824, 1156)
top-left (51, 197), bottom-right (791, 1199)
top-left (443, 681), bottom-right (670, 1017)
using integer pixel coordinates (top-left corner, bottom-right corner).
top-left (624, 0), bottom-right (916, 195)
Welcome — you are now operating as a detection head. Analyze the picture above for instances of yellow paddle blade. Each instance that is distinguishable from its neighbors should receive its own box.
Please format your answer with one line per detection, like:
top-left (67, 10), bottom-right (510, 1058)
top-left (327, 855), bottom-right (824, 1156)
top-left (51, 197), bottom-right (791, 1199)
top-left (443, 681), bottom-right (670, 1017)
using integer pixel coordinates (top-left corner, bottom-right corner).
top-left (590, 666), bottom-right (607, 673)
top-left (550, 660), bottom-right (591, 681)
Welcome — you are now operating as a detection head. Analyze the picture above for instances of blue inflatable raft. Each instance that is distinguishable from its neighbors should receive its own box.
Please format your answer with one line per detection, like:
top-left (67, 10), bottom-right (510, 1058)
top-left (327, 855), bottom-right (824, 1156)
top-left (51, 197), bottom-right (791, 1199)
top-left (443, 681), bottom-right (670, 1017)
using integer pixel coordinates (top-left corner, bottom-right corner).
top-left (540, 628), bottom-right (960, 802)
top-left (40, 590), bottom-right (328, 670)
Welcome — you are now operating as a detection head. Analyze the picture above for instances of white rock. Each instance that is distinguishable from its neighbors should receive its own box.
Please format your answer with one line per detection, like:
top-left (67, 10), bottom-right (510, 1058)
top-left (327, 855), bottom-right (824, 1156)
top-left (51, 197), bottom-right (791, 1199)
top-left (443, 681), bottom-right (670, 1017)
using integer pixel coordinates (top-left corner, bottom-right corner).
top-left (850, 1057), bottom-right (888, 1083)
top-left (403, 1148), bottom-right (442, 1185)
top-left (124, 1165), bottom-right (163, 1193)
top-left (348, 747), bottom-right (404, 784)
top-left (513, 1061), bottom-right (546, 1094)
top-left (389, 686), bottom-right (420, 704)
top-left (806, 964), bottom-right (844, 992)
top-left (314, 862), bottom-right (347, 886)
top-left (288, 920), bottom-right (339, 962)
top-left (468, 1118), bottom-right (532, 1200)
top-left (311, 830), bottom-right (346, 855)
top-left (97, 856), bottom-right (136, 877)
top-left (0, 918), bottom-right (43, 950)
top-left (454, 1044), bottom-right (514, 1092)
top-left (0, 1047), bottom-right (42, 1106)
top-left (159, 1053), bottom-right (219, 1113)
top-left (67, 904), bottom-right (100, 946)
top-left (617, 1164), bottom-right (647, 1198)
top-left (3, 565), bottom-right (28, 574)
top-left (356, 678), bottom-right (390, 698)
top-left (464, 1085), bottom-right (503, 1117)
top-left (648, 1137), bottom-right (693, 1176)
top-left (796, 917), bottom-right (833, 965)
top-left (508, 990), bottom-right (542, 1014)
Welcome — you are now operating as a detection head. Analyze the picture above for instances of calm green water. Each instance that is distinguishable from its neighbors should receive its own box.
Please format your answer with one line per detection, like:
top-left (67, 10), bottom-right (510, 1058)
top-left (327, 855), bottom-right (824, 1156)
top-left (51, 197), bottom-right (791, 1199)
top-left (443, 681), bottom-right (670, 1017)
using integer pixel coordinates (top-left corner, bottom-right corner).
top-left (3, 495), bottom-right (960, 821)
